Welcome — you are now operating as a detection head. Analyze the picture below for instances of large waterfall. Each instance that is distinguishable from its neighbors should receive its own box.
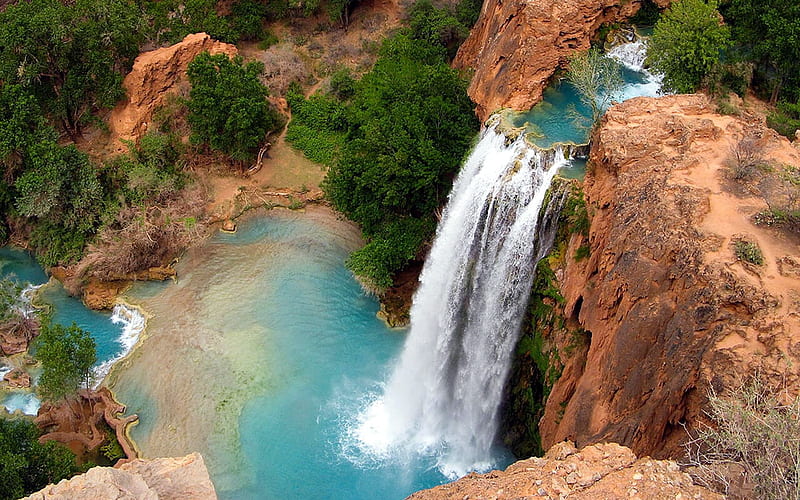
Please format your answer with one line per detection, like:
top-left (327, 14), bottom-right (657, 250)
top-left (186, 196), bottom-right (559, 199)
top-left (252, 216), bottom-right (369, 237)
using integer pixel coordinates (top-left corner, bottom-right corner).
top-left (356, 122), bottom-right (567, 478)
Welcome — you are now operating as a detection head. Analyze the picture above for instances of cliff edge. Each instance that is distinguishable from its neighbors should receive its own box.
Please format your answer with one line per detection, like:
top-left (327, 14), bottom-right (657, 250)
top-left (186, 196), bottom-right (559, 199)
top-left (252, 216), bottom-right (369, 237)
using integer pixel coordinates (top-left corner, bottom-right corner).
top-left (411, 441), bottom-right (722, 499)
top-left (535, 94), bottom-right (800, 458)
top-left (23, 453), bottom-right (216, 500)
top-left (453, 0), bottom-right (670, 121)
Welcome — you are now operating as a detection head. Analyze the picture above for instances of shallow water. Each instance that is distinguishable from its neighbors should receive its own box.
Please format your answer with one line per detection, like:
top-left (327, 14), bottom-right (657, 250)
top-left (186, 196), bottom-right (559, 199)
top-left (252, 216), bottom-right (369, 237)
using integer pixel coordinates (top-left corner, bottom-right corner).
top-left (111, 208), bottom-right (463, 499)
top-left (0, 247), bottom-right (140, 414)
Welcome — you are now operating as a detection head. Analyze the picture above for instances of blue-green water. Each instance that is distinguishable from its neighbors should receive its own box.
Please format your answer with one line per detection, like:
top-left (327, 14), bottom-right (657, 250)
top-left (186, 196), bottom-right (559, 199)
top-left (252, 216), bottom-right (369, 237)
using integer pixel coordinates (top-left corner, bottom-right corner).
top-left (110, 210), bottom-right (461, 499)
top-left (0, 247), bottom-right (135, 414)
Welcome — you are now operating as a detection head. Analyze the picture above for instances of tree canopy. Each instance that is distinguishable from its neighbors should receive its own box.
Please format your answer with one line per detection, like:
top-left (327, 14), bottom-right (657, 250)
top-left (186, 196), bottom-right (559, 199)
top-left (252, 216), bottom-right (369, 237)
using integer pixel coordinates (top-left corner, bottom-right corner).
top-left (723, 0), bottom-right (800, 103)
top-left (648, 0), bottom-right (731, 93)
top-left (0, 0), bottom-right (144, 139)
top-left (35, 323), bottom-right (97, 402)
top-left (566, 47), bottom-right (623, 126)
top-left (187, 52), bottom-right (281, 163)
top-left (0, 419), bottom-right (77, 500)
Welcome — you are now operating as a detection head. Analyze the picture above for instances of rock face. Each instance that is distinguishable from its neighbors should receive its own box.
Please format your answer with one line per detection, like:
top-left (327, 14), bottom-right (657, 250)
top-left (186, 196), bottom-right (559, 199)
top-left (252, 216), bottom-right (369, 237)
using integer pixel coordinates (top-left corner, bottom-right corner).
top-left (537, 94), bottom-right (800, 458)
top-left (453, 0), bottom-right (670, 121)
top-left (35, 388), bottom-right (139, 463)
top-left (410, 441), bottom-right (722, 499)
top-left (3, 367), bottom-right (31, 388)
top-left (23, 453), bottom-right (217, 500)
top-left (108, 33), bottom-right (237, 146)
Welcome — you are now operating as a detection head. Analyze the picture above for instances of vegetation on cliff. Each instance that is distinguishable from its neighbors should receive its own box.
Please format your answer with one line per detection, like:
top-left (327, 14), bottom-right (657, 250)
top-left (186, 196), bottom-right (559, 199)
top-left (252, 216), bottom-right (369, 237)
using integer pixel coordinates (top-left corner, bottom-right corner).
top-left (187, 52), bottom-right (281, 163)
top-left (287, 11), bottom-right (479, 289)
top-left (501, 181), bottom-right (591, 458)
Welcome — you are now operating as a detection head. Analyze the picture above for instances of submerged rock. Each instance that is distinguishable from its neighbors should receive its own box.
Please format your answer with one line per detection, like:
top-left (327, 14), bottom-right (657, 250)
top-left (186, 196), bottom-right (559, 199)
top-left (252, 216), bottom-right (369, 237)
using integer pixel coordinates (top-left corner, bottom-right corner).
top-left (410, 441), bottom-right (722, 499)
top-left (23, 453), bottom-right (217, 500)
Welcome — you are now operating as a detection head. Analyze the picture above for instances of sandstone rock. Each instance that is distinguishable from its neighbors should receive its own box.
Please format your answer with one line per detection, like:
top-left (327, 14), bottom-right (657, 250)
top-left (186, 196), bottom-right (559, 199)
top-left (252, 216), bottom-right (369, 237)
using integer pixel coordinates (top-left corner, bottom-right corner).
top-left (454, 0), bottom-right (671, 121)
top-left (221, 219), bottom-right (237, 232)
top-left (3, 367), bottom-right (31, 388)
top-left (35, 387), bottom-right (139, 464)
top-left (108, 33), bottom-right (237, 146)
top-left (410, 442), bottom-right (722, 499)
top-left (23, 453), bottom-right (216, 500)
top-left (536, 94), bottom-right (800, 458)
top-left (83, 279), bottom-right (129, 310)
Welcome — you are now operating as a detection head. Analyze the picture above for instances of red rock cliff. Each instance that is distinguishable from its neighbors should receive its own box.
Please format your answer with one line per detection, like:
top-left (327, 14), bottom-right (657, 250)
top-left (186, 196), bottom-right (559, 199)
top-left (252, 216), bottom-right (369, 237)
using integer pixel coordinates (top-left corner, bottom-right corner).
top-left (453, 0), bottom-right (670, 121)
top-left (539, 94), bottom-right (800, 458)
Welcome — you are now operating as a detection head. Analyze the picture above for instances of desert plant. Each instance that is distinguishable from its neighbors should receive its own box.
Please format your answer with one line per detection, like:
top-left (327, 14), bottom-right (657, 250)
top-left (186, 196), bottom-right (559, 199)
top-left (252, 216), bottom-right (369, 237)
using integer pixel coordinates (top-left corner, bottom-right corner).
top-left (684, 379), bottom-right (800, 499)
top-left (728, 135), bottom-right (766, 181)
top-left (733, 239), bottom-right (764, 265)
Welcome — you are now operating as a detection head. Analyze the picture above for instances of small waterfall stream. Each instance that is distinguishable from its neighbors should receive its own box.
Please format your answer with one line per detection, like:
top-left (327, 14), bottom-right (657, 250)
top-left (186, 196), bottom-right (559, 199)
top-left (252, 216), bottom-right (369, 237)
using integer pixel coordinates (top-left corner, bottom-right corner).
top-left (357, 123), bottom-right (569, 477)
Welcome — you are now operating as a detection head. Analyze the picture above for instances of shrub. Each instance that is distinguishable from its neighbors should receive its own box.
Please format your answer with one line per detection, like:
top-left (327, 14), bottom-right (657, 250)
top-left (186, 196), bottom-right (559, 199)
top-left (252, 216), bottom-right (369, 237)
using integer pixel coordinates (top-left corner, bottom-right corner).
top-left (733, 239), bottom-right (764, 265)
top-left (346, 217), bottom-right (434, 291)
top-left (767, 101), bottom-right (800, 140)
top-left (685, 379), bottom-right (800, 499)
top-left (0, 419), bottom-right (78, 500)
top-left (187, 52), bottom-right (281, 163)
top-left (728, 135), bottom-right (766, 181)
top-left (648, 0), bottom-right (731, 93)
top-left (329, 68), bottom-right (356, 101)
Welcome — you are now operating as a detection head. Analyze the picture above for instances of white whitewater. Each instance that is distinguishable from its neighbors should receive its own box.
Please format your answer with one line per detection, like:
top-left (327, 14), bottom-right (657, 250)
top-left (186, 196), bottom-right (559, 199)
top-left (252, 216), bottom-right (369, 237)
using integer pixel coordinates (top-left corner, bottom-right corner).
top-left (92, 303), bottom-right (146, 387)
top-left (607, 37), bottom-right (663, 100)
top-left (356, 123), bottom-right (567, 478)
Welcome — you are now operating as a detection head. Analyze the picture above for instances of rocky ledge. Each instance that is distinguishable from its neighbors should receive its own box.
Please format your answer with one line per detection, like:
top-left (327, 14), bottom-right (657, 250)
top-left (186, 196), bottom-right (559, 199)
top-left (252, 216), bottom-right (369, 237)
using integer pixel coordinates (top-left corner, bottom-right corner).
top-left (530, 94), bottom-right (800, 458)
top-left (23, 453), bottom-right (217, 500)
top-left (411, 441), bottom-right (721, 499)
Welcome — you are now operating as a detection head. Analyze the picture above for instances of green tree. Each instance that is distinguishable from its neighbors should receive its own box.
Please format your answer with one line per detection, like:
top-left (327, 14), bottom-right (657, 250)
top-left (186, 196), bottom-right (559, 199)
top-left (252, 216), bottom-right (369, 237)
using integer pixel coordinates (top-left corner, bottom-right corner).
top-left (187, 52), bottom-right (282, 163)
top-left (0, 419), bottom-right (77, 500)
top-left (647, 0), bottom-right (731, 93)
top-left (0, 0), bottom-right (145, 139)
top-left (325, 34), bottom-right (477, 234)
top-left (35, 323), bottom-right (97, 402)
top-left (566, 47), bottom-right (623, 126)
top-left (723, 0), bottom-right (800, 103)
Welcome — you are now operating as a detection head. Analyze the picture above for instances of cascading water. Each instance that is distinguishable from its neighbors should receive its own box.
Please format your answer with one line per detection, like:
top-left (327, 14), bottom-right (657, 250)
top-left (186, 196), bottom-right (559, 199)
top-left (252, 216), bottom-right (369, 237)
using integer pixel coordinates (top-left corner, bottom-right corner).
top-left (356, 122), bottom-right (568, 478)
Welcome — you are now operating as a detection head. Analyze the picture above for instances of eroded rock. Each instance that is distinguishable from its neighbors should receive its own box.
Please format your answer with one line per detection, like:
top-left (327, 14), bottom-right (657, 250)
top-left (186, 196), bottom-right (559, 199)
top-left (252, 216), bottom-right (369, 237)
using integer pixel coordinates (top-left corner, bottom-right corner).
top-left (454, 0), bottom-right (671, 121)
top-left (108, 33), bottom-right (237, 146)
top-left (410, 441), bottom-right (721, 499)
top-left (23, 453), bottom-right (217, 500)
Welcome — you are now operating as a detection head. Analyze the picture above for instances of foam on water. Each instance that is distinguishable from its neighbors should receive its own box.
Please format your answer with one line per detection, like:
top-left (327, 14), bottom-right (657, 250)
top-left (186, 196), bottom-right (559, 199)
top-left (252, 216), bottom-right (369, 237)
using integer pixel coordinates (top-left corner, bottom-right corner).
top-left (92, 304), bottom-right (146, 387)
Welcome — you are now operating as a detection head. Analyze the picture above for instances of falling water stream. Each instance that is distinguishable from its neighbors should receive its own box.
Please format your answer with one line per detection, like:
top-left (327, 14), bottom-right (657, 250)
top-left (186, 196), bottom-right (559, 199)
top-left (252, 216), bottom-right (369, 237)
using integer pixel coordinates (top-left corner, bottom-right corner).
top-left (0, 35), bottom-right (664, 499)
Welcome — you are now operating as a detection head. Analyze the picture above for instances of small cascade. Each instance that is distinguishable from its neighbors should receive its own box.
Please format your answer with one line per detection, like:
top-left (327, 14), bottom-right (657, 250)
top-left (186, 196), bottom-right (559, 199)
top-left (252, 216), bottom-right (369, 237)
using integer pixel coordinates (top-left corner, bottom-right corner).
top-left (356, 120), bottom-right (568, 478)
top-left (92, 303), bottom-right (146, 387)
top-left (607, 37), bottom-right (648, 72)
top-left (607, 34), bottom-right (664, 100)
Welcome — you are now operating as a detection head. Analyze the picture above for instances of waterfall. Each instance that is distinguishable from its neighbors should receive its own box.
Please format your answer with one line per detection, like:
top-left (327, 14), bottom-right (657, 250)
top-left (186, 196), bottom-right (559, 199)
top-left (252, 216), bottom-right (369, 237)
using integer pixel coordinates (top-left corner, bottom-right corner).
top-left (356, 121), bottom-right (567, 478)
top-left (607, 36), bottom-right (664, 100)
top-left (92, 303), bottom-right (146, 387)
top-left (607, 38), bottom-right (648, 72)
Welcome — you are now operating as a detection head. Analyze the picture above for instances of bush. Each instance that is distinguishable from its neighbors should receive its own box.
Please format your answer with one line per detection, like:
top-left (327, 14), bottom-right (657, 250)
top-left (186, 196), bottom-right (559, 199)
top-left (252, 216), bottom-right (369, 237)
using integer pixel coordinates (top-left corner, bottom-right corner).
top-left (648, 0), bottom-right (731, 93)
top-left (728, 135), bottom-right (766, 181)
top-left (685, 380), bottom-right (800, 499)
top-left (346, 217), bottom-right (434, 291)
top-left (767, 101), bottom-right (800, 140)
top-left (733, 239), bottom-right (764, 265)
top-left (187, 52), bottom-right (281, 163)
top-left (329, 68), bottom-right (356, 101)
top-left (0, 419), bottom-right (78, 500)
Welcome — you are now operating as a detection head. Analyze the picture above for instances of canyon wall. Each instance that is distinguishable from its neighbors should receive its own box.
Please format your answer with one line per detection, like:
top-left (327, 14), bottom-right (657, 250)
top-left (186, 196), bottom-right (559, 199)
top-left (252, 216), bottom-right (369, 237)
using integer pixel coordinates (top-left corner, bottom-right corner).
top-left (453, 0), bottom-right (670, 121)
top-left (530, 94), bottom-right (800, 458)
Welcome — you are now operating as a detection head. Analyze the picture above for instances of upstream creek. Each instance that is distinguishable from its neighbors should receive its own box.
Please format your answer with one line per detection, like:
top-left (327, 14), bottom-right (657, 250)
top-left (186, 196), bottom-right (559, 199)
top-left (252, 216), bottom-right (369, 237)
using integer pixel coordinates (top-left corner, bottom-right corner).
top-left (1, 34), bottom-right (661, 500)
